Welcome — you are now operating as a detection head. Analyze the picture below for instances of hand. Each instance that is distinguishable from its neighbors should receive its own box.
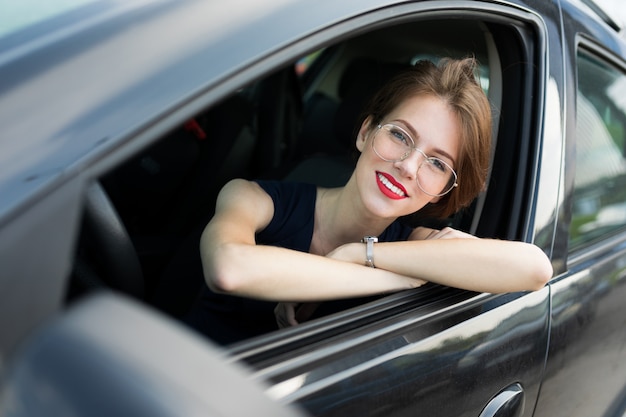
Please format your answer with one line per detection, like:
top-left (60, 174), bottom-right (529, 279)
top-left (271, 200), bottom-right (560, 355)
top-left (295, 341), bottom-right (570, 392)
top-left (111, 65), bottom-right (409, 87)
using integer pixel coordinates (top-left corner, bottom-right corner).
top-left (418, 226), bottom-right (477, 240)
top-left (275, 302), bottom-right (298, 328)
top-left (275, 302), bottom-right (321, 328)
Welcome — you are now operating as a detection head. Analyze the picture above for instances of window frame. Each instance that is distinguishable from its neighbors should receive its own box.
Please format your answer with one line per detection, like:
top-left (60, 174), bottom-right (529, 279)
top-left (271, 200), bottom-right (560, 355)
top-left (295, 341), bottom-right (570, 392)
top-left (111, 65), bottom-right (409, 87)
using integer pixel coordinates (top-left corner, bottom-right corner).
top-left (218, 6), bottom-right (548, 360)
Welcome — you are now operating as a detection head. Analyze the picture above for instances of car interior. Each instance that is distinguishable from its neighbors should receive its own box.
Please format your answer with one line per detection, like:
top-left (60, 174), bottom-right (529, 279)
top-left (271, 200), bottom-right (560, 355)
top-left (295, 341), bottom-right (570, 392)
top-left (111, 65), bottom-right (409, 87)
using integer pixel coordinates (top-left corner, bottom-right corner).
top-left (66, 15), bottom-right (540, 345)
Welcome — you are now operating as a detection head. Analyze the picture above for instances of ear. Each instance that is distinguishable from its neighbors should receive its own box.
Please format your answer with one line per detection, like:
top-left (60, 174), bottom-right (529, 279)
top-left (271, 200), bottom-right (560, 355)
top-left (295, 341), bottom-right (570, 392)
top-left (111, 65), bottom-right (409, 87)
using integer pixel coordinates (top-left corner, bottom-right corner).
top-left (355, 116), bottom-right (374, 152)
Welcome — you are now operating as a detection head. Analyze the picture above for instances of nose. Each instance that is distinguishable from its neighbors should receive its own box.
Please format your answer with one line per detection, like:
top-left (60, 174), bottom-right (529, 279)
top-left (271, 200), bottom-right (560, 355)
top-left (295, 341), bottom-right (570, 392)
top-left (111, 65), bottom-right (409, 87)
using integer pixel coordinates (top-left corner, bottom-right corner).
top-left (393, 148), bottom-right (422, 180)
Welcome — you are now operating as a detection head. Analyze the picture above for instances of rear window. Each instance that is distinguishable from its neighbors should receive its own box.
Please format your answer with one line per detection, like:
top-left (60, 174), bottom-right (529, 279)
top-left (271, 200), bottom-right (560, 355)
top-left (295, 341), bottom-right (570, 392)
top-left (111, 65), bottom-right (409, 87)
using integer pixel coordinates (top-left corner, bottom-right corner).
top-left (571, 49), bottom-right (626, 250)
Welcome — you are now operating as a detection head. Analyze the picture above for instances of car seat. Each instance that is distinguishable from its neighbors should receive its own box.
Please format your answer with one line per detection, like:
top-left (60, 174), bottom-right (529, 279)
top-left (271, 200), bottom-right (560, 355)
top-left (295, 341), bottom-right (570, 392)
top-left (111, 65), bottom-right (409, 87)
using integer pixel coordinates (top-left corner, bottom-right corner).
top-left (286, 57), bottom-right (412, 186)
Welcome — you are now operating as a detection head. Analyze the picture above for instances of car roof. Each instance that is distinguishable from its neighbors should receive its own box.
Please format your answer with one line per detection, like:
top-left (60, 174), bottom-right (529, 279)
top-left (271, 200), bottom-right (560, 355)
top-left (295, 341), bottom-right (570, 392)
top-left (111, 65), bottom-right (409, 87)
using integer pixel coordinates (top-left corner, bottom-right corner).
top-left (0, 0), bottom-right (403, 224)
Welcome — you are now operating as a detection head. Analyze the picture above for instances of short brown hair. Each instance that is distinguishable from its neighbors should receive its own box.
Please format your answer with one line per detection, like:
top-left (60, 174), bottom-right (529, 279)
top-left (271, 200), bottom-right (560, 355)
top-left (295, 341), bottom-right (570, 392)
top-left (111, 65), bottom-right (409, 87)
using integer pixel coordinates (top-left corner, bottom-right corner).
top-left (361, 57), bottom-right (492, 219)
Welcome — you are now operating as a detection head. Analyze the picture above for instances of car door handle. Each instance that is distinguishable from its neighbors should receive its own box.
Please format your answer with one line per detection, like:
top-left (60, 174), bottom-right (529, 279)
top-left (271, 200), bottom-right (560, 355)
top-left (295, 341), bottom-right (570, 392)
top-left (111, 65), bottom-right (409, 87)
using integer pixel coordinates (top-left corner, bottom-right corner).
top-left (479, 383), bottom-right (525, 417)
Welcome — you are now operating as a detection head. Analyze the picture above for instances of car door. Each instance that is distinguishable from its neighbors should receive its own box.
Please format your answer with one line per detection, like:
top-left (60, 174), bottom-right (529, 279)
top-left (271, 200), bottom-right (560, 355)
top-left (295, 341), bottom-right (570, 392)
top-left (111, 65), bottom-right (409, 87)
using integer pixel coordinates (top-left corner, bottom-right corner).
top-left (533, 3), bottom-right (626, 416)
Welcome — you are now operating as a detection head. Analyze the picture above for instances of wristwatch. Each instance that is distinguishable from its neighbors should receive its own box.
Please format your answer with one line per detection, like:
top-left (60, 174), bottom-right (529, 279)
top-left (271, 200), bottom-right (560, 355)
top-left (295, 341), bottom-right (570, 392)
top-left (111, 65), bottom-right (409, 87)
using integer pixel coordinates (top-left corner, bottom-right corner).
top-left (361, 236), bottom-right (378, 267)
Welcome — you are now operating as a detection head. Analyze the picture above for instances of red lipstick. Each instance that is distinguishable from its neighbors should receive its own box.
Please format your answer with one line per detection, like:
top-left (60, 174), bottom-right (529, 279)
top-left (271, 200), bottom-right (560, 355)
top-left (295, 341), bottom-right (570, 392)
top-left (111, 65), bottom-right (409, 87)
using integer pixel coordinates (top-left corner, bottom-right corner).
top-left (375, 171), bottom-right (408, 200)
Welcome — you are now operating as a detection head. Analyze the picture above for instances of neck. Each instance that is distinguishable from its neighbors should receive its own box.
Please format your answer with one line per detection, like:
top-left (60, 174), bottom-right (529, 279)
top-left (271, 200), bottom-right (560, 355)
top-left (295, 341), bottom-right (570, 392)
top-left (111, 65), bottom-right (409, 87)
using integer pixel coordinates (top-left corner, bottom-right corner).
top-left (312, 183), bottom-right (394, 255)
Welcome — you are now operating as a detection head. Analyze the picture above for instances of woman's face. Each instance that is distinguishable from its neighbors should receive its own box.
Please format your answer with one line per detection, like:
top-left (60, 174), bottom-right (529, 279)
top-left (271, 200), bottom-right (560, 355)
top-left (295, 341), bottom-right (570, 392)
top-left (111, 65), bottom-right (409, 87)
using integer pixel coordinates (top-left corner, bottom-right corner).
top-left (354, 94), bottom-right (461, 219)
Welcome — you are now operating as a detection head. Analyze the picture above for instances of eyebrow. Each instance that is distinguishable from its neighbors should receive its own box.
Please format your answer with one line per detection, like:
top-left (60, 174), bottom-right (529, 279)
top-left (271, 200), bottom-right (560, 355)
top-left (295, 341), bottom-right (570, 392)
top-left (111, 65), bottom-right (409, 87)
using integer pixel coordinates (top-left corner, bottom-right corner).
top-left (395, 119), bottom-right (457, 166)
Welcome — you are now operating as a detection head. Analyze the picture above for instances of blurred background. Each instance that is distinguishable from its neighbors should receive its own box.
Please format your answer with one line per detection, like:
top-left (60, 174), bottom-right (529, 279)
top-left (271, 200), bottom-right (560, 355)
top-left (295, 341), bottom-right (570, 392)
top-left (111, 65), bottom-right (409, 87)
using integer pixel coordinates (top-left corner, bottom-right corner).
top-left (595, 0), bottom-right (626, 36)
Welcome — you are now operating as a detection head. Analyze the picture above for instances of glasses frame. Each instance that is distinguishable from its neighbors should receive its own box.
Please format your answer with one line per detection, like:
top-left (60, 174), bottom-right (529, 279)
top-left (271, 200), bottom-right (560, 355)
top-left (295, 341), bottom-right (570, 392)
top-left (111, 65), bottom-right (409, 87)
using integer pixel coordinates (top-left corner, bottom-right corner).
top-left (372, 123), bottom-right (459, 197)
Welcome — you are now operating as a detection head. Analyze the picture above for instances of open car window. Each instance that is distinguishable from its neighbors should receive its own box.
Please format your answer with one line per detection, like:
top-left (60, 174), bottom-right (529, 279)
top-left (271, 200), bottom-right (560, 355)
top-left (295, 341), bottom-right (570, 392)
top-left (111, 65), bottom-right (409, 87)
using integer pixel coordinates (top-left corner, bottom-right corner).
top-left (67, 10), bottom-right (540, 348)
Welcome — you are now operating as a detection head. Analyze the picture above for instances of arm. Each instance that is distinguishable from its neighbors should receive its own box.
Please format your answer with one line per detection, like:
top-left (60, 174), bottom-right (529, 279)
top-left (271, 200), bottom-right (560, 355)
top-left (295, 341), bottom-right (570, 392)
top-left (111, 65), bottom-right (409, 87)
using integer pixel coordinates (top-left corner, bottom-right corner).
top-left (200, 180), bottom-right (425, 302)
top-left (329, 227), bottom-right (553, 293)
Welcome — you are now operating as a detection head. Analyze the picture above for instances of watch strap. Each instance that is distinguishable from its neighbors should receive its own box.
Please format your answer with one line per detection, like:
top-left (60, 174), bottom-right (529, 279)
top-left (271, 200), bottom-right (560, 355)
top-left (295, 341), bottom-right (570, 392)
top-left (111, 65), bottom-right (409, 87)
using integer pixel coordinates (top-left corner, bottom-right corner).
top-left (361, 236), bottom-right (378, 267)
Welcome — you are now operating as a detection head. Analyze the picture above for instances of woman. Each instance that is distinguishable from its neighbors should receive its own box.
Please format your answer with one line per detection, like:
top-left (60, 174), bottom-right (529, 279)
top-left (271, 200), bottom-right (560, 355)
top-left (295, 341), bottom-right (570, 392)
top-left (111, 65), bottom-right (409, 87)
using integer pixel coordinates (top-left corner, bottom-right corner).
top-left (190, 58), bottom-right (552, 343)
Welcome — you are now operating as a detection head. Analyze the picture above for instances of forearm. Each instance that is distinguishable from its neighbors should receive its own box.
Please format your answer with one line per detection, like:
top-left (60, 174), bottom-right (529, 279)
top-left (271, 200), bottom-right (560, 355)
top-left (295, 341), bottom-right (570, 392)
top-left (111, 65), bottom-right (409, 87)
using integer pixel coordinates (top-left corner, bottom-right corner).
top-left (202, 242), bottom-right (424, 302)
top-left (336, 239), bottom-right (553, 293)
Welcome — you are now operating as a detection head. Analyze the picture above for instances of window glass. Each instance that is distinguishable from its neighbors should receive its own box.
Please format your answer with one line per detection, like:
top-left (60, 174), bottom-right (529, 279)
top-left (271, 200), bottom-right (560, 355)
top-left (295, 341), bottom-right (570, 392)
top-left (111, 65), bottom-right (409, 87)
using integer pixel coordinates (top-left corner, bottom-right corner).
top-left (571, 50), bottom-right (626, 250)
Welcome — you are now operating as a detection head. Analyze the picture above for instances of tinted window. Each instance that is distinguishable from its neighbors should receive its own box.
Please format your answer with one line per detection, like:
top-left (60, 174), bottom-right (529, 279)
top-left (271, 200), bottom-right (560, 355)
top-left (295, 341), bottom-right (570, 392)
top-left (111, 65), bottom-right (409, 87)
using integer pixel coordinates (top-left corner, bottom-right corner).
top-left (571, 50), bottom-right (626, 250)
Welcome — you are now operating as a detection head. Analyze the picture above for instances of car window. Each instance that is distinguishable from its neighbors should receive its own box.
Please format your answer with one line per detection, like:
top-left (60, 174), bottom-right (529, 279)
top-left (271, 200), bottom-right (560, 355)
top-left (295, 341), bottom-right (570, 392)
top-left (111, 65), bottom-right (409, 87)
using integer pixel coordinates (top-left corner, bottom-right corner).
top-left (570, 49), bottom-right (626, 251)
top-left (68, 12), bottom-right (539, 346)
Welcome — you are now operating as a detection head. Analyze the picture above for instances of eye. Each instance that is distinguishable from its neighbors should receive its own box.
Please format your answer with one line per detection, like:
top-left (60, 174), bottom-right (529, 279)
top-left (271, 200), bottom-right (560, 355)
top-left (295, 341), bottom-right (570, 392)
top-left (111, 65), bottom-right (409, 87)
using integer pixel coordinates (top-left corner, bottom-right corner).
top-left (426, 157), bottom-right (447, 172)
top-left (387, 126), bottom-right (411, 145)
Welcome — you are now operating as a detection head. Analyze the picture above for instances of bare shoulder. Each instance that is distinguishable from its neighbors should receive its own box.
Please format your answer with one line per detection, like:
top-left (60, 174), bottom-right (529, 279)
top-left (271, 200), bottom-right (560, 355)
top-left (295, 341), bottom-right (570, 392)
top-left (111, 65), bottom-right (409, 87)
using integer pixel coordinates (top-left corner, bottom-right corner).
top-left (217, 179), bottom-right (271, 205)
top-left (213, 179), bottom-right (274, 232)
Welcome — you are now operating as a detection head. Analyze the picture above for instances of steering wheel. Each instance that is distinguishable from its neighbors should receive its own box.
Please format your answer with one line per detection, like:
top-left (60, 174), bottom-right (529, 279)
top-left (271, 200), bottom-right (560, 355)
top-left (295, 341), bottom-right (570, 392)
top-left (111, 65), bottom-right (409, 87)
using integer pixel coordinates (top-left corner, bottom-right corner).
top-left (71, 182), bottom-right (144, 299)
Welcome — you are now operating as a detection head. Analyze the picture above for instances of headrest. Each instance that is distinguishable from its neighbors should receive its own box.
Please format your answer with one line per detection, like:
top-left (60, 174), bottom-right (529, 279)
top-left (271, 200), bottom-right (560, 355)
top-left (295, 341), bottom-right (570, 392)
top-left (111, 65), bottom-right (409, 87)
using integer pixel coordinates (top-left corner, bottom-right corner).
top-left (334, 58), bottom-right (412, 147)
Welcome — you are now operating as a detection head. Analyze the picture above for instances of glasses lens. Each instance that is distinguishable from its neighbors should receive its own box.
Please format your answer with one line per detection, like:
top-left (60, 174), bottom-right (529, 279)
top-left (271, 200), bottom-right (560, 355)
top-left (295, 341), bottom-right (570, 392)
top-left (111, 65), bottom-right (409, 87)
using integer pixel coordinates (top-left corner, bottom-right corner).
top-left (372, 124), bottom-right (413, 162)
top-left (417, 158), bottom-right (457, 196)
top-left (372, 124), bottom-right (458, 197)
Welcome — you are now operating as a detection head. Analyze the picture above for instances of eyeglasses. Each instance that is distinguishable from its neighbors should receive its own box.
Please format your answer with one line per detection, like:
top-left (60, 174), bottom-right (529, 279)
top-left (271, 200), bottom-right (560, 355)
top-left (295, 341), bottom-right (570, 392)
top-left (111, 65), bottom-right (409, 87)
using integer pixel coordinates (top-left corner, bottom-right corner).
top-left (372, 123), bottom-right (458, 197)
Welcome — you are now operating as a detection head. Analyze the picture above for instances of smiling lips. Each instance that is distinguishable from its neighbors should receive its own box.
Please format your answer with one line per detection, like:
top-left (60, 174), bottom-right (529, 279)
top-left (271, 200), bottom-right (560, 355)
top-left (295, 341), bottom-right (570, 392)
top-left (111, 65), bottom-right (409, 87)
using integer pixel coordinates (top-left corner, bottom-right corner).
top-left (376, 171), bottom-right (408, 200)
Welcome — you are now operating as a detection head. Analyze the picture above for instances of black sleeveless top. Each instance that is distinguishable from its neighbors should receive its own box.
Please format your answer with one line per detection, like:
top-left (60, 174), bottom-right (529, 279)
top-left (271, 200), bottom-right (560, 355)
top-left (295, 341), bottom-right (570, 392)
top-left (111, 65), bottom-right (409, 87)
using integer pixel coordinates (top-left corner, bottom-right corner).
top-left (186, 180), bottom-right (414, 345)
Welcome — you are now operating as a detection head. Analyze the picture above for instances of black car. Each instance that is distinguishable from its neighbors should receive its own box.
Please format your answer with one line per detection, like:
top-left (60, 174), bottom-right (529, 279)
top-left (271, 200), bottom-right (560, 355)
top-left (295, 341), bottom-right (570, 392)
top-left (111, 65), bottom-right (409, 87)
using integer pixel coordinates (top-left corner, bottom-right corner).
top-left (1, 0), bottom-right (625, 416)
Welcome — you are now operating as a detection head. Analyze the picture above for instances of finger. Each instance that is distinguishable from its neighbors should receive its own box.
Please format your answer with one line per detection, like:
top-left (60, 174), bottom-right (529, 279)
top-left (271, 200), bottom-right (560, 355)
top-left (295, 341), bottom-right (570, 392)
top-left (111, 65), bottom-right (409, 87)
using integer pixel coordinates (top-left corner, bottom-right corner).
top-left (424, 228), bottom-right (446, 239)
top-left (440, 227), bottom-right (476, 239)
top-left (436, 227), bottom-right (457, 239)
top-left (428, 227), bottom-right (475, 240)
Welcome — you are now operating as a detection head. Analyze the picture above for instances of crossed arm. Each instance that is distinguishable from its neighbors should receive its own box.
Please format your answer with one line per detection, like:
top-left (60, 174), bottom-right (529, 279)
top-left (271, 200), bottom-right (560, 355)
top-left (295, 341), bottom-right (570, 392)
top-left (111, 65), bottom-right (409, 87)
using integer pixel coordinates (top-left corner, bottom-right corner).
top-left (200, 179), bottom-right (553, 304)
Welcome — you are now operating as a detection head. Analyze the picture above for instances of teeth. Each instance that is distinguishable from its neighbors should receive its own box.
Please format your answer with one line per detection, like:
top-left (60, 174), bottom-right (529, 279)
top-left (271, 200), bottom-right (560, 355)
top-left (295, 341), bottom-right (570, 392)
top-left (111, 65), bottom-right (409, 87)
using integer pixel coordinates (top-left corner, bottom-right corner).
top-left (378, 173), bottom-right (405, 197)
